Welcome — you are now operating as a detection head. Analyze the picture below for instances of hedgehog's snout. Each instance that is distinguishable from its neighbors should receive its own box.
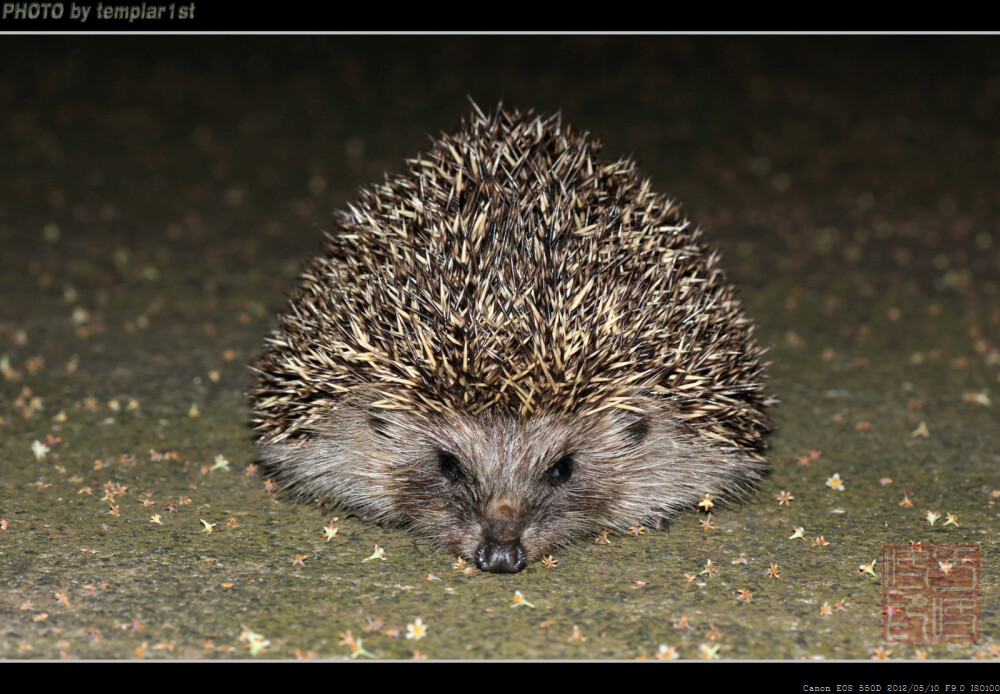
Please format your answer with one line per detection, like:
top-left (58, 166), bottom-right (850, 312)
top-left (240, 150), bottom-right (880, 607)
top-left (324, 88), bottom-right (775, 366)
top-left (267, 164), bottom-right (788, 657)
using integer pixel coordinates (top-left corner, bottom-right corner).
top-left (473, 494), bottom-right (527, 572)
top-left (475, 536), bottom-right (527, 573)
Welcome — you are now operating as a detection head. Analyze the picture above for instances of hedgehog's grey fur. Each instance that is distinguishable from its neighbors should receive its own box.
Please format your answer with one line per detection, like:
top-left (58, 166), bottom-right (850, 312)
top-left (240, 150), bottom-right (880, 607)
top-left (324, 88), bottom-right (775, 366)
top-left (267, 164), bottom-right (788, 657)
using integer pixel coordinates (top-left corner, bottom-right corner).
top-left (250, 103), bottom-right (772, 572)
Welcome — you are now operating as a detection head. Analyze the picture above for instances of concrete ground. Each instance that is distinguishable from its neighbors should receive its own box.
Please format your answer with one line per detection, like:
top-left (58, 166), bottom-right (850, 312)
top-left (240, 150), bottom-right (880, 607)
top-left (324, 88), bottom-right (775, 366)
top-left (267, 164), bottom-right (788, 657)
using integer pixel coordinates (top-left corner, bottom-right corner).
top-left (1, 36), bottom-right (997, 660)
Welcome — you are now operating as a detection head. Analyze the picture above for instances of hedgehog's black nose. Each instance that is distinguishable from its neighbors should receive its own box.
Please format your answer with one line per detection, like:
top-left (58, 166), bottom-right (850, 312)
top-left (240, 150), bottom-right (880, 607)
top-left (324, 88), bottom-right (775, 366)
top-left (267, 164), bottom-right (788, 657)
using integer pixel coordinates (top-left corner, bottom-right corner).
top-left (475, 537), bottom-right (527, 573)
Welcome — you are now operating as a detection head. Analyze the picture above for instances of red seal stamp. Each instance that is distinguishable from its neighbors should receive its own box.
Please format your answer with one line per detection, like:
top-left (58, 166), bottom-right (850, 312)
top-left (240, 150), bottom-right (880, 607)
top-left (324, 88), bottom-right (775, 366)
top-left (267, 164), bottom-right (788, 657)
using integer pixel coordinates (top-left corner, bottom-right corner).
top-left (882, 544), bottom-right (980, 644)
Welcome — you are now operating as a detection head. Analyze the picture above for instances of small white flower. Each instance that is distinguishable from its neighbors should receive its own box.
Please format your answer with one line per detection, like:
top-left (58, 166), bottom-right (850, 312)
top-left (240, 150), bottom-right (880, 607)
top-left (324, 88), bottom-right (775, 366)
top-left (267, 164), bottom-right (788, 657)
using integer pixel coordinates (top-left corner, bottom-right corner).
top-left (31, 440), bottom-right (49, 460)
top-left (406, 618), bottom-right (427, 640)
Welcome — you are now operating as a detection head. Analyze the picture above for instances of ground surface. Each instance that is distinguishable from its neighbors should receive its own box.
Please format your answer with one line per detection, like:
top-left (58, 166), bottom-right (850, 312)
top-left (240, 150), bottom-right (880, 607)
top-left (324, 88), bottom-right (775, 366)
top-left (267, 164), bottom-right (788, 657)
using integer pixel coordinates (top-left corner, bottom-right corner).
top-left (1, 36), bottom-right (998, 660)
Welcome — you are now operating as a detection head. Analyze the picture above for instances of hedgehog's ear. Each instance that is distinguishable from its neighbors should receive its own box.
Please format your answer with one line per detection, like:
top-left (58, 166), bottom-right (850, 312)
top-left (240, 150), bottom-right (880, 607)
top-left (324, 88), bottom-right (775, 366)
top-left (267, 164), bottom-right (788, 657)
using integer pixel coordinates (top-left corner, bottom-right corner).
top-left (624, 416), bottom-right (649, 446)
top-left (368, 414), bottom-right (391, 439)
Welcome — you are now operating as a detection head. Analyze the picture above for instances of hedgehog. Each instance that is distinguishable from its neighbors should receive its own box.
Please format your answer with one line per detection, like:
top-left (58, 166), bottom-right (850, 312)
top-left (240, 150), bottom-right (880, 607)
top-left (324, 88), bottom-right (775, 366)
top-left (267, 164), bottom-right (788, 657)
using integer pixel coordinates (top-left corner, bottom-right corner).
top-left (249, 103), bottom-right (772, 573)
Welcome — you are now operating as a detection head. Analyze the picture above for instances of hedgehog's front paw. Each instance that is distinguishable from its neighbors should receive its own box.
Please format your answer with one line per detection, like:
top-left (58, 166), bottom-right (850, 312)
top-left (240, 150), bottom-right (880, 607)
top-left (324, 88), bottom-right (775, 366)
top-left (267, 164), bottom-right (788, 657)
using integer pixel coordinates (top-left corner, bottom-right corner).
top-left (345, 509), bottom-right (383, 525)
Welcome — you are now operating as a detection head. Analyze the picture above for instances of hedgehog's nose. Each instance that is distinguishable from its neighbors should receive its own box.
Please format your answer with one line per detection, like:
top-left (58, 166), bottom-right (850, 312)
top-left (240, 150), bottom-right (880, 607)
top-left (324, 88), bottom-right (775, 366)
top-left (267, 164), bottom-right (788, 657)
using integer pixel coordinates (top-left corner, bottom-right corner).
top-left (475, 537), bottom-right (527, 573)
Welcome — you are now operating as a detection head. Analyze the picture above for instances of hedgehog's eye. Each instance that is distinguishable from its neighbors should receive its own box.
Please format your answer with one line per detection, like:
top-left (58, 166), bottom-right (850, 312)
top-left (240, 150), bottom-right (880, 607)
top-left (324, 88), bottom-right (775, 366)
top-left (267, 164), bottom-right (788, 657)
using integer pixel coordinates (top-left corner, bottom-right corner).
top-left (438, 452), bottom-right (464, 483)
top-left (546, 454), bottom-right (573, 487)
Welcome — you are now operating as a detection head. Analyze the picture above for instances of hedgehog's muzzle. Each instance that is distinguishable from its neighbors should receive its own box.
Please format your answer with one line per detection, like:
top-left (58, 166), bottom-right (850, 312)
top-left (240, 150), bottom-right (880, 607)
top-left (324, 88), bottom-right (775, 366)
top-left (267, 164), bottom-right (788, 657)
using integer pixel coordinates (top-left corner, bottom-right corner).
top-left (473, 495), bottom-right (527, 572)
top-left (475, 536), bottom-right (527, 573)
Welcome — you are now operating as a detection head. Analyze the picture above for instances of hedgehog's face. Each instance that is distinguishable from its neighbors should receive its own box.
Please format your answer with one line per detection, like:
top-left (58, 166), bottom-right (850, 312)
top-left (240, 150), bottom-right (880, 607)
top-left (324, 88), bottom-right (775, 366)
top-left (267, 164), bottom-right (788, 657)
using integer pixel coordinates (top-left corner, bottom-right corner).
top-left (261, 400), bottom-right (763, 572)
top-left (361, 407), bottom-right (651, 573)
